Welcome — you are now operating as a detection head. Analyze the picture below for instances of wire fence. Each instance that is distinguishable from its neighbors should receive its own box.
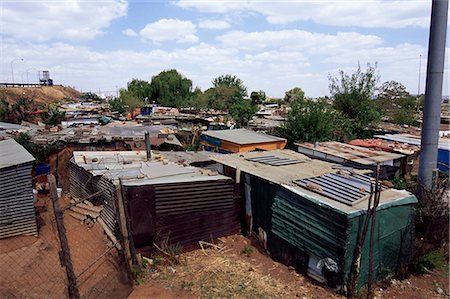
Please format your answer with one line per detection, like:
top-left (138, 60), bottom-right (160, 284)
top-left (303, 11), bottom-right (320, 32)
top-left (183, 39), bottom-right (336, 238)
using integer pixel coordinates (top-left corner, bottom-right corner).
top-left (0, 174), bottom-right (132, 299)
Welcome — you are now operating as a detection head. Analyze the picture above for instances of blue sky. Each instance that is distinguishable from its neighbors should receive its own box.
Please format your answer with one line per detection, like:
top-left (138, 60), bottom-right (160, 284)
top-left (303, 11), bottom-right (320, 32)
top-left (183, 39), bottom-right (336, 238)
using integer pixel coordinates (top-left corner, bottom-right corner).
top-left (1, 0), bottom-right (448, 98)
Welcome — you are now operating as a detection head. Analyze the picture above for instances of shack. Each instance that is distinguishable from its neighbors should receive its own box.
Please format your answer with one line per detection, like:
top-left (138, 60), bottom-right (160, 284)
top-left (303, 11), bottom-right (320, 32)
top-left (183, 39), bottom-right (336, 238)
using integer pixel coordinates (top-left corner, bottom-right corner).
top-left (0, 139), bottom-right (38, 238)
top-left (69, 151), bottom-right (239, 251)
top-left (201, 128), bottom-right (287, 153)
top-left (375, 133), bottom-right (450, 173)
top-left (349, 139), bottom-right (420, 176)
top-left (211, 150), bottom-right (417, 290)
top-left (296, 141), bottom-right (405, 179)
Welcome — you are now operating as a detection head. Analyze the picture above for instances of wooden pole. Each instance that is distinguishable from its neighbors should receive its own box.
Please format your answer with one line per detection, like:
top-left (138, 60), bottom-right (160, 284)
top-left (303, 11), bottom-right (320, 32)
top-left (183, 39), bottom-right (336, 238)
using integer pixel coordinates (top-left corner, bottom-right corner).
top-left (145, 131), bottom-right (151, 161)
top-left (115, 180), bottom-right (134, 281)
top-left (48, 174), bottom-right (80, 299)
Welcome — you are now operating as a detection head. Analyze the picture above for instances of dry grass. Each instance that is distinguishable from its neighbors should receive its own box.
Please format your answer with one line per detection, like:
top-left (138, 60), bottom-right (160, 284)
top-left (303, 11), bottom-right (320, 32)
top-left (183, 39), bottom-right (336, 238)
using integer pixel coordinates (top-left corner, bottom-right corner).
top-left (140, 236), bottom-right (340, 299)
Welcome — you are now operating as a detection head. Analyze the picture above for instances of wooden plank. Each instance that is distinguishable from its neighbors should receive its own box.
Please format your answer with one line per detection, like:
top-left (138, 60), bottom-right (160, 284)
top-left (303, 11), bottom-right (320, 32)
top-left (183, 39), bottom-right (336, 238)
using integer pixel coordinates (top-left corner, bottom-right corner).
top-left (97, 218), bottom-right (122, 250)
top-left (69, 206), bottom-right (100, 219)
top-left (76, 203), bottom-right (103, 213)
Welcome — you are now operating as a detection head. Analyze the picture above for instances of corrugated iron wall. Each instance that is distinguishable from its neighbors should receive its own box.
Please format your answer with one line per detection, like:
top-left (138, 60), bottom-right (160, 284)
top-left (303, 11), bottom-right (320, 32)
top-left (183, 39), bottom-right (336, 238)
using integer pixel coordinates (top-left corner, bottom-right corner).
top-left (125, 179), bottom-right (240, 249)
top-left (0, 163), bottom-right (38, 238)
top-left (69, 161), bottom-right (119, 235)
top-left (271, 188), bottom-right (348, 263)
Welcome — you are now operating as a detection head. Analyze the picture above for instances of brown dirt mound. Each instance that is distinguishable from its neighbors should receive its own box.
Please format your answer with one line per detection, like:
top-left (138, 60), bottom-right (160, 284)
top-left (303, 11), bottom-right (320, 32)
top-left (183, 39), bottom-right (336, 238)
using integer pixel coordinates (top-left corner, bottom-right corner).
top-left (0, 86), bottom-right (80, 106)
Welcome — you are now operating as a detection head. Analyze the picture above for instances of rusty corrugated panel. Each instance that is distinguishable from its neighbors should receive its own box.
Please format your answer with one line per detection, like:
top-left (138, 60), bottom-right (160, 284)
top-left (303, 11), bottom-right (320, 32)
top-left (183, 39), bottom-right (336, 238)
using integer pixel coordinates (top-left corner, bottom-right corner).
top-left (125, 179), bottom-right (240, 249)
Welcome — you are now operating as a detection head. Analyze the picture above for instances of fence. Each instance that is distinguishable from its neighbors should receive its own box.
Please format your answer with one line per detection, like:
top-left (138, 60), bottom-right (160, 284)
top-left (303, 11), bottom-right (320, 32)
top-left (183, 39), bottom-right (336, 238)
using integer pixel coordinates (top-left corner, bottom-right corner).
top-left (0, 174), bottom-right (132, 298)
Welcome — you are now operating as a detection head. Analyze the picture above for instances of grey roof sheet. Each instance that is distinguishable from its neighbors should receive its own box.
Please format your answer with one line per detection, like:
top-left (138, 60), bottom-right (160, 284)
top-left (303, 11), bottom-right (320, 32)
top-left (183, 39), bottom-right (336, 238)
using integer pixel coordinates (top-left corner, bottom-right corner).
top-left (72, 150), bottom-right (230, 186)
top-left (375, 134), bottom-right (450, 150)
top-left (211, 149), bottom-right (414, 214)
top-left (201, 129), bottom-right (286, 145)
top-left (0, 139), bottom-right (35, 169)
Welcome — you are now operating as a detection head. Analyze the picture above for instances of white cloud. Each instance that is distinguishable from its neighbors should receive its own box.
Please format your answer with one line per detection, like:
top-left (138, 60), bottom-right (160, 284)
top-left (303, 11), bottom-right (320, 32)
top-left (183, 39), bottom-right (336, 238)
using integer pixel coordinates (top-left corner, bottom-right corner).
top-left (198, 19), bottom-right (231, 30)
top-left (139, 19), bottom-right (198, 43)
top-left (176, 0), bottom-right (244, 13)
top-left (1, 35), bottom-right (436, 98)
top-left (1, 0), bottom-right (128, 42)
top-left (216, 30), bottom-right (383, 53)
top-left (122, 28), bottom-right (138, 37)
top-left (175, 0), bottom-right (431, 28)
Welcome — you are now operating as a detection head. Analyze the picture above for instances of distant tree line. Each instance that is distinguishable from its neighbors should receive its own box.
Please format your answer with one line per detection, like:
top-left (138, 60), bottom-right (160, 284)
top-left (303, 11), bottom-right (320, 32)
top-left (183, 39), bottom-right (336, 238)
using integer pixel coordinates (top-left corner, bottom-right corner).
top-left (106, 64), bottom-right (420, 137)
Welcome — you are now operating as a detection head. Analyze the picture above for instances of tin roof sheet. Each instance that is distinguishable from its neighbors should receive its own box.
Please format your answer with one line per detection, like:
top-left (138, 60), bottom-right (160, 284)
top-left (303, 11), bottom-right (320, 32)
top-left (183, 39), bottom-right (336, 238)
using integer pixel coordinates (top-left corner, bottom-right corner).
top-left (211, 149), bottom-right (414, 214)
top-left (296, 141), bottom-right (404, 165)
top-left (374, 134), bottom-right (450, 150)
top-left (202, 129), bottom-right (286, 145)
top-left (0, 139), bottom-right (35, 169)
top-left (72, 150), bottom-right (229, 186)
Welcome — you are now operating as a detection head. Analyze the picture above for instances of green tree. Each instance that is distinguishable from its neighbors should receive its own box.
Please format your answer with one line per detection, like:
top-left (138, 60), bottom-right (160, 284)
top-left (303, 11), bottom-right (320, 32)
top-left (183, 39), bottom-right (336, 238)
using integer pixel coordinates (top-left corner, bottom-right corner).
top-left (377, 80), bottom-right (419, 126)
top-left (328, 63), bottom-right (382, 136)
top-left (79, 92), bottom-right (102, 101)
top-left (149, 69), bottom-right (193, 107)
top-left (119, 89), bottom-right (143, 113)
top-left (250, 90), bottom-right (266, 105)
top-left (229, 100), bottom-right (258, 128)
top-left (189, 87), bottom-right (209, 110)
top-left (392, 95), bottom-right (419, 126)
top-left (279, 95), bottom-right (341, 144)
top-left (127, 79), bottom-right (151, 102)
top-left (42, 105), bottom-right (66, 125)
top-left (208, 74), bottom-right (248, 111)
top-left (212, 74), bottom-right (248, 98)
top-left (284, 87), bottom-right (305, 104)
top-left (108, 97), bottom-right (126, 114)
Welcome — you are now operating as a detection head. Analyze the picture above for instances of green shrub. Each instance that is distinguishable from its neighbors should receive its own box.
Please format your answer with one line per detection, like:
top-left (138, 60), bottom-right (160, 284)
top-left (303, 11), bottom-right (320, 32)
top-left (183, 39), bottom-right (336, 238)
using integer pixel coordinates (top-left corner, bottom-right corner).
top-left (414, 249), bottom-right (446, 274)
top-left (240, 245), bottom-right (253, 257)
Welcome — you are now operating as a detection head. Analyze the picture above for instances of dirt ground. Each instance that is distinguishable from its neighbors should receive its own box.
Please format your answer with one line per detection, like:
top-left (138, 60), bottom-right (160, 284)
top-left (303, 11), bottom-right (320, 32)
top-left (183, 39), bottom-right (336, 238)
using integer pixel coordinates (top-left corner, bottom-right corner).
top-left (0, 86), bottom-right (80, 106)
top-left (0, 193), bottom-right (131, 299)
top-left (128, 235), bottom-right (449, 299)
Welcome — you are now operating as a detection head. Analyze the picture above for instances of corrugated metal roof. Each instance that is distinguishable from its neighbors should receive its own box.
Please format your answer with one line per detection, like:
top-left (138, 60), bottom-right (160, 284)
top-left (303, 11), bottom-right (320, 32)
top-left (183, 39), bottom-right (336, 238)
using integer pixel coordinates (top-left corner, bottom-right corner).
top-left (71, 150), bottom-right (230, 186)
top-left (294, 173), bottom-right (384, 206)
top-left (0, 139), bottom-right (35, 169)
top-left (246, 155), bottom-right (304, 166)
top-left (375, 134), bottom-right (450, 150)
top-left (211, 149), bottom-right (414, 214)
top-left (201, 129), bottom-right (286, 145)
top-left (295, 141), bottom-right (404, 165)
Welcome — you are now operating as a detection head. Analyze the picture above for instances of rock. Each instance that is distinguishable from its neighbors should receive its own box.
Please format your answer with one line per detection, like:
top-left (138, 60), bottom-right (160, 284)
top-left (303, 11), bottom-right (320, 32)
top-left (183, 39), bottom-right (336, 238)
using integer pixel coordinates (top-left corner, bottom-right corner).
top-left (288, 266), bottom-right (295, 271)
top-left (390, 279), bottom-right (399, 285)
top-left (40, 243), bottom-right (51, 251)
top-left (436, 287), bottom-right (444, 295)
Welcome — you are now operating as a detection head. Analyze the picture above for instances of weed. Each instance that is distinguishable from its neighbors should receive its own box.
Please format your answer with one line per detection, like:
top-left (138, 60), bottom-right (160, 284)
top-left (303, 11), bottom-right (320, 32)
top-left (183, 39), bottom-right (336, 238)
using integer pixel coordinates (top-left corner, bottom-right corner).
top-left (390, 176), bottom-right (407, 190)
top-left (241, 245), bottom-right (253, 257)
top-left (413, 249), bottom-right (446, 274)
top-left (181, 280), bottom-right (194, 291)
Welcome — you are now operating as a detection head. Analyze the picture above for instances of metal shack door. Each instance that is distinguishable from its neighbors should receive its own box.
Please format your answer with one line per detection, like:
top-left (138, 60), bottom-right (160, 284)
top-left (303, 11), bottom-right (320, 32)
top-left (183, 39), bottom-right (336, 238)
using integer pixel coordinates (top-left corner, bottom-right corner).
top-left (125, 185), bottom-right (156, 248)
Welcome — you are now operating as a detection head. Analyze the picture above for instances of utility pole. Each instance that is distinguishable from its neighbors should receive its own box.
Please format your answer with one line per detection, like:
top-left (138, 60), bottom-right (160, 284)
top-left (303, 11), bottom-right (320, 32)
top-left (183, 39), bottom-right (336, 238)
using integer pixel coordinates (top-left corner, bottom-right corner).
top-left (418, 54), bottom-right (422, 95)
top-left (418, 0), bottom-right (448, 190)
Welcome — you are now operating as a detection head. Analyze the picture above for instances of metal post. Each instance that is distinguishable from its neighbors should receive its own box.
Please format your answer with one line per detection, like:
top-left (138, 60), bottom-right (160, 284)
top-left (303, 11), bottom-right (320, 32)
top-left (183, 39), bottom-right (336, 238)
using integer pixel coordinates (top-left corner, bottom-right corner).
top-left (145, 131), bottom-right (151, 161)
top-left (418, 0), bottom-right (448, 189)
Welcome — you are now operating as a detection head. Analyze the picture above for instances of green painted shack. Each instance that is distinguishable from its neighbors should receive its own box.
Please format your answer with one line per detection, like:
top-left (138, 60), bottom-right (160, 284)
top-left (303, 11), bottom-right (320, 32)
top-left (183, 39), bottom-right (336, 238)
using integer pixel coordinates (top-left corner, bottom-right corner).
top-left (212, 150), bottom-right (417, 291)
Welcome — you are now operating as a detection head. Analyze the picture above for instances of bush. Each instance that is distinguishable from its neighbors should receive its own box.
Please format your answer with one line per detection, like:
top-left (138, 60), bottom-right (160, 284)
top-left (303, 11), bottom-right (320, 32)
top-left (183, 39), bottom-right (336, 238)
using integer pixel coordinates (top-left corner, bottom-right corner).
top-left (413, 249), bottom-right (446, 274)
